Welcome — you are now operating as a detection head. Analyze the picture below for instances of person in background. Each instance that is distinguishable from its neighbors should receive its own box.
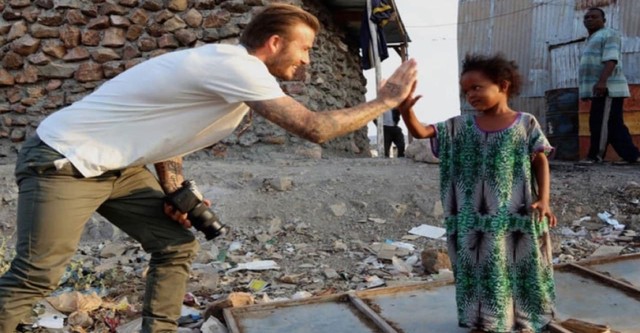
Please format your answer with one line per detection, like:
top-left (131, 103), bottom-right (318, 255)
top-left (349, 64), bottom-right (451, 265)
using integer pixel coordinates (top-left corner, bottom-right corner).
top-left (578, 7), bottom-right (640, 165)
top-left (0, 4), bottom-right (418, 332)
top-left (382, 108), bottom-right (406, 157)
top-left (398, 53), bottom-right (556, 333)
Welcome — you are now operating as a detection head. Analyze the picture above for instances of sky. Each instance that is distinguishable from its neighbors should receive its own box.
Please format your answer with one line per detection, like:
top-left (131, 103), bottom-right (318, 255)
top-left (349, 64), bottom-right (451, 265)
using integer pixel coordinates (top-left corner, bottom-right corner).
top-left (364, 1), bottom-right (461, 136)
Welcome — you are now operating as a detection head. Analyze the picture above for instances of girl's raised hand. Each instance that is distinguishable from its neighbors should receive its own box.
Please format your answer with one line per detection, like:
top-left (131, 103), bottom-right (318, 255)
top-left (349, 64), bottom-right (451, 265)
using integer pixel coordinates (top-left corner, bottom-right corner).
top-left (398, 81), bottom-right (422, 115)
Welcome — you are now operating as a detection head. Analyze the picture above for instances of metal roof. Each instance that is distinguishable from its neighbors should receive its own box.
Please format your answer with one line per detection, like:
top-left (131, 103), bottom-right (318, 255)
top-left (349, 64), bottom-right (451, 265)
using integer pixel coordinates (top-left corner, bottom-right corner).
top-left (322, 0), bottom-right (411, 47)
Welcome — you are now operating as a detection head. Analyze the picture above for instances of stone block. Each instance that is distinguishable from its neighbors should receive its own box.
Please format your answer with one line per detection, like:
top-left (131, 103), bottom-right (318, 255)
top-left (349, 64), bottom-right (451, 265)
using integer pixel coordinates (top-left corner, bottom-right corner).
top-left (167, 0), bottom-right (187, 12)
top-left (157, 34), bottom-right (178, 48)
top-left (126, 24), bottom-right (144, 40)
top-left (2, 51), bottom-right (24, 70)
top-left (0, 70), bottom-right (15, 86)
top-left (14, 65), bottom-right (38, 84)
top-left (420, 248), bottom-right (452, 275)
top-left (142, 0), bottom-right (163, 12)
top-left (87, 16), bottom-right (109, 29)
top-left (11, 35), bottom-right (40, 56)
top-left (183, 8), bottom-right (202, 28)
top-left (7, 20), bottom-right (27, 41)
top-left (60, 25), bottom-right (81, 48)
top-left (102, 27), bottom-right (126, 47)
top-left (129, 8), bottom-right (149, 25)
top-left (30, 23), bottom-right (60, 38)
top-left (74, 62), bottom-right (103, 82)
top-left (109, 15), bottom-right (130, 27)
top-left (91, 47), bottom-right (121, 63)
top-left (81, 29), bottom-right (101, 46)
top-left (66, 9), bottom-right (88, 25)
top-left (41, 40), bottom-right (66, 58)
top-left (174, 28), bottom-right (196, 46)
top-left (163, 16), bottom-right (186, 32)
top-left (37, 12), bottom-right (64, 26)
top-left (137, 36), bottom-right (157, 51)
top-left (63, 47), bottom-right (90, 61)
top-left (37, 62), bottom-right (77, 78)
top-left (99, 2), bottom-right (128, 15)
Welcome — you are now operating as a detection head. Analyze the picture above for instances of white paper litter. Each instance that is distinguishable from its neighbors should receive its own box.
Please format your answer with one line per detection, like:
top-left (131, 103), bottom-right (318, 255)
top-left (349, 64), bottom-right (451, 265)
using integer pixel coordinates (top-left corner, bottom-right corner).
top-left (597, 211), bottom-right (625, 230)
top-left (226, 260), bottom-right (280, 275)
top-left (408, 224), bottom-right (446, 240)
top-left (388, 241), bottom-right (416, 252)
top-left (36, 313), bottom-right (66, 329)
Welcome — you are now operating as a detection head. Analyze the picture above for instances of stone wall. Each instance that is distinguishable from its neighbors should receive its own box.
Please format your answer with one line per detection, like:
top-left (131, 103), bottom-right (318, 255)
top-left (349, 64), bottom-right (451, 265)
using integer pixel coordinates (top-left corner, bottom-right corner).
top-left (0, 0), bottom-right (370, 159)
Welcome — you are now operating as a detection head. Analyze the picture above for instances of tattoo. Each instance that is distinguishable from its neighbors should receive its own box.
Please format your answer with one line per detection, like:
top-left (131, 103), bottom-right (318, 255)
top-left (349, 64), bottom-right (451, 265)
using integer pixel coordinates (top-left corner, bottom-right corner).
top-left (154, 157), bottom-right (184, 193)
top-left (381, 82), bottom-right (401, 96)
top-left (247, 96), bottom-right (389, 144)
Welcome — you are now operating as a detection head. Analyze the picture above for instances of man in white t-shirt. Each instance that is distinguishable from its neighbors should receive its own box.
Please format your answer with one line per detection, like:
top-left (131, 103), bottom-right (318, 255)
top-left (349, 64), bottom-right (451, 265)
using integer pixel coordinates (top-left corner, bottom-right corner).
top-left (0, 4), bottom-right (417, 332)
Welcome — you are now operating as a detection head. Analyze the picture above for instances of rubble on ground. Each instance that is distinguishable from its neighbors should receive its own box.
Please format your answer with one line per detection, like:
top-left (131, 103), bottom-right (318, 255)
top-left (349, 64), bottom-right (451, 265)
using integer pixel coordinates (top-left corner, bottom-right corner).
top-left (0, 160), bottom-right (638, 332)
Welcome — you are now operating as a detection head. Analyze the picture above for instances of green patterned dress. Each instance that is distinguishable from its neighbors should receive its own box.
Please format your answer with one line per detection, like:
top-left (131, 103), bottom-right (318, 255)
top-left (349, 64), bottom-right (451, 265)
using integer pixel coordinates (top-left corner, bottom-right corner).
top-left (433, 113), bottom-right (555, 333)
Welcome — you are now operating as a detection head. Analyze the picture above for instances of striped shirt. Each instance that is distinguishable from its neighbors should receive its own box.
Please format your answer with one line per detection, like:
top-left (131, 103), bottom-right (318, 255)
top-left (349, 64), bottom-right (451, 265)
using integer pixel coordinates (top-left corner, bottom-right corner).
top-left (578, 27), bottom-right (630, 99)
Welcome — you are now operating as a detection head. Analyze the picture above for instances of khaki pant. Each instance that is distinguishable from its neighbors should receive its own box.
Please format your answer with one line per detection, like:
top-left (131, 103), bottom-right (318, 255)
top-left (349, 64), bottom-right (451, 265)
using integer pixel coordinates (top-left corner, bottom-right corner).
top-left (0, 136), bottom-right (199, 333)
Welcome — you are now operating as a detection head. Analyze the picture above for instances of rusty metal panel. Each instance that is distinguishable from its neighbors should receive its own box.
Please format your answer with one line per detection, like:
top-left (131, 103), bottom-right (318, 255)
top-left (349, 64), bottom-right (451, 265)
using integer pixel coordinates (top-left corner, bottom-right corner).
top-left (549, 43), bottom-right (582, 89)
top-left (457, 0), bottom-right (640, 118)
top-left (619, 1), bottom-right (640, 36)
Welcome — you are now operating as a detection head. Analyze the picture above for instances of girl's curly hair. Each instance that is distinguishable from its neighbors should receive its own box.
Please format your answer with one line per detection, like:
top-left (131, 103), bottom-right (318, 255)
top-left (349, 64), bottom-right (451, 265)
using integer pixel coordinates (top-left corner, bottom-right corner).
top-left (461, 53), bottom-right (523, 97)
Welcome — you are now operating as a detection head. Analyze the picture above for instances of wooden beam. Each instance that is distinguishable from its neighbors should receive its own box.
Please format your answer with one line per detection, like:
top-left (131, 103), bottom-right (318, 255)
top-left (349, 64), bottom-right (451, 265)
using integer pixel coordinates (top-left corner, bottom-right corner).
top-left (348, 293), bottom-right (398, 333)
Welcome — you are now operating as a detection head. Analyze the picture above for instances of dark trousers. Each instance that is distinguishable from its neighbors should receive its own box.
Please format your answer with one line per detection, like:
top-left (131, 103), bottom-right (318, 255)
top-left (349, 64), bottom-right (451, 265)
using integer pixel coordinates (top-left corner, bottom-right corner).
top-left (0, 136), bottom-right (199, 333)
top-left (383, 125), bottom-right (405, 157)
top-left (587, 97), bottom-right (640, 162)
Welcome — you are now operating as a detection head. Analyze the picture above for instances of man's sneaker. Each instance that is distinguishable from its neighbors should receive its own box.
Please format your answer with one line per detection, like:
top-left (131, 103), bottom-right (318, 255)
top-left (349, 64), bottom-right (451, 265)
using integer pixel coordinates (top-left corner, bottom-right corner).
top-left (613, 157), bottom-right (640, 165)
top-left (577, 158), bottom-right (600, 165)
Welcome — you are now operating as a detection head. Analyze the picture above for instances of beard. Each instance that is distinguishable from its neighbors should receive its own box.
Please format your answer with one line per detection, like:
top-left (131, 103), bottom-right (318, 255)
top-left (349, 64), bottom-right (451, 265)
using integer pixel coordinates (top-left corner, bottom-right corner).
top-left (265, 44), bottom-right (296, 80)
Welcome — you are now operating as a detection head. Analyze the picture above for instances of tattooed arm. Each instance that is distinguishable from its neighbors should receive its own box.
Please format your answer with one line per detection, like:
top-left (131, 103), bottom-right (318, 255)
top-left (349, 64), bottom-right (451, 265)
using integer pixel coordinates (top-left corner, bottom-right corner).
top-left (246, 59), bottom-right (418, 143)
top-left (155, 157), bottom-right (194, 227)
top-left (154, 157), bottom-right (185, 194)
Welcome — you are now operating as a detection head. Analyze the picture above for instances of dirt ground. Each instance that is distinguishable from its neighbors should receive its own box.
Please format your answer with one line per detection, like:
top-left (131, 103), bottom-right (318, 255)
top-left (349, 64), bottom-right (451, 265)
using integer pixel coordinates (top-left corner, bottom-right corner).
top-left (0, 145), bottom-right (639, 329)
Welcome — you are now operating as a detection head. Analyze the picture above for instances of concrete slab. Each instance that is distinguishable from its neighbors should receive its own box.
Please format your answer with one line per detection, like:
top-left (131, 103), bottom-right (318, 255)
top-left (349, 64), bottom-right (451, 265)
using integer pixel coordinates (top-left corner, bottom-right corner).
top-left (225, 295), bottom-right (385, 333)
top-left (359, 283), bottom-right (467, 333)
top-left (589, 256), bottom-right (640, 287)
top-left (554, 270), bottom-right (640, 333)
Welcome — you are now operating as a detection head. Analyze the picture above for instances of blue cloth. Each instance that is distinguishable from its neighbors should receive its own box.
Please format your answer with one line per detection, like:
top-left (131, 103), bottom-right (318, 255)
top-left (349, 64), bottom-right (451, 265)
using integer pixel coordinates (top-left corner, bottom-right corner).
top-left (360, 0), bottom-right (394, 70)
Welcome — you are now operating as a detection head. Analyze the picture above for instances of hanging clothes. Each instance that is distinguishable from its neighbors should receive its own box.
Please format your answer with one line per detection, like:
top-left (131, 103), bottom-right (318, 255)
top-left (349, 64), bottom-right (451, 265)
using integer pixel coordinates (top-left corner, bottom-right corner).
top-left (360, 0), bottom-right (394, 70)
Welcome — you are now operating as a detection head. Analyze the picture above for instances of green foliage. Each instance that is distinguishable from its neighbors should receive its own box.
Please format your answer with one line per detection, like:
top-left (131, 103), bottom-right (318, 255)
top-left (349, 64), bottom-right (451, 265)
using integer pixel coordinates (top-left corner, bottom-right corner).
top-left (63, 261), bottom-right (101, 292)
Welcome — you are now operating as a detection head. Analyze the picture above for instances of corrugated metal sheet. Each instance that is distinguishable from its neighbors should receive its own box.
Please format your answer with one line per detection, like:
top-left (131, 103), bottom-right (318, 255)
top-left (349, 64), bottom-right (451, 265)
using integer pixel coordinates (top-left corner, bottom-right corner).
top-left (457, 0), bottom-right (640, 119)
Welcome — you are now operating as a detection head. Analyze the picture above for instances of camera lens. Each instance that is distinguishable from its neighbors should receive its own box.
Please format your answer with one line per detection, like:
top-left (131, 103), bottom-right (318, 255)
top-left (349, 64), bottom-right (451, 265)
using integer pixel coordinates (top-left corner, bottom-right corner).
top-left (189, 203), bottom-right (227, 240)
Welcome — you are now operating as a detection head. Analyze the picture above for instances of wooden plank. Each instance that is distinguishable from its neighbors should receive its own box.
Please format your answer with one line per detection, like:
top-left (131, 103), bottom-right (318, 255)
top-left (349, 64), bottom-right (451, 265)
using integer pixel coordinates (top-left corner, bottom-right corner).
top-left (224, 308), bottom-right (242, 333)
top-left (355, 278), bottom-right (455, 298)
top-left (560, 318), bottom-right (611, 333)
top-left (227, 293), bottom-right (350, 313)
top-left (554, 253), bottom-right (640, 271)
top-left (348, 293), bottom-right (398, 333)
top-left (566, 263), bottom-right (640, 300)
top-left (548, 321), bottom-right (577, 333)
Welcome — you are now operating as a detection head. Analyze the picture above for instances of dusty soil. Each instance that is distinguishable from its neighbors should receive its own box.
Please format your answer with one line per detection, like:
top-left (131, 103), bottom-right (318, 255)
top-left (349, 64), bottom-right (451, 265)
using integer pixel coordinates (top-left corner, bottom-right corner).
top-left (0, 146), bottom-right (639, 328)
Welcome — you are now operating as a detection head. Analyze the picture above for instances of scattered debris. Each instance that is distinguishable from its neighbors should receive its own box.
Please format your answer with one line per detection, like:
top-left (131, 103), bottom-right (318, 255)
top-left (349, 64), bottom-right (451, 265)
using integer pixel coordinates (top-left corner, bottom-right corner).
top-left (408, 224), bottom-right (446, 240)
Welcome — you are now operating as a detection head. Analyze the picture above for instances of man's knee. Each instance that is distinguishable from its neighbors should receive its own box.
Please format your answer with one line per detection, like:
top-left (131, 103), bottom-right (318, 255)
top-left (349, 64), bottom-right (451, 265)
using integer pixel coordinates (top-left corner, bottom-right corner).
top-left (152, 238), bottom-right (200, 263)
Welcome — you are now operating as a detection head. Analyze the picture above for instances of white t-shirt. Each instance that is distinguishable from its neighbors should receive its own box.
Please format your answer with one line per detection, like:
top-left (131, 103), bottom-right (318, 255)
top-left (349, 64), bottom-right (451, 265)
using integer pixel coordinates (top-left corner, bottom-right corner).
top-left (37, 44), bottom-right (285, 177)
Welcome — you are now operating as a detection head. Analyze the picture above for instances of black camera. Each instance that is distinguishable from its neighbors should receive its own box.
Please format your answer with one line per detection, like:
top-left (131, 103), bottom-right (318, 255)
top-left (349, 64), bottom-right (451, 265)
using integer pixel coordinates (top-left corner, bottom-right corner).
top-left (166, 180), bottom-right (227, 240)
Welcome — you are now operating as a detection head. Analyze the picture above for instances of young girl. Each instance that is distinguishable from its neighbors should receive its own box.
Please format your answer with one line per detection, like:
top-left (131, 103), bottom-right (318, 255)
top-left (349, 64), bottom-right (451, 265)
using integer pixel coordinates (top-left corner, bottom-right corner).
top-left (399, 54), bottom-right (557, 333)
